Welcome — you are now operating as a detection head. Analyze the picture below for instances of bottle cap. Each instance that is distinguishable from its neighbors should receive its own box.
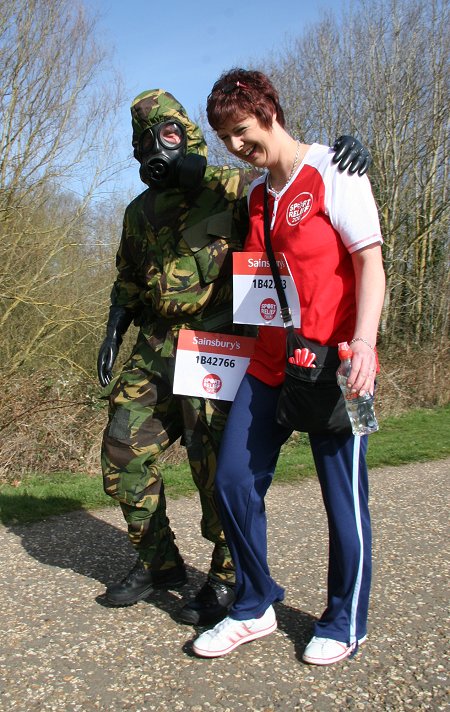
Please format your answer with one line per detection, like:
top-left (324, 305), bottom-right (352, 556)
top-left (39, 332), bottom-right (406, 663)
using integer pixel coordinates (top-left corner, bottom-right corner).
top-left (338, 341), bottom-right (353, 359)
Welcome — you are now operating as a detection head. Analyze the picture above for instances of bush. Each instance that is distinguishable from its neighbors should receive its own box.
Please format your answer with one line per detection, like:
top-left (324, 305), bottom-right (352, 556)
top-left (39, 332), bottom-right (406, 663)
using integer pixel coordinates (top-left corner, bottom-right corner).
top-left (0, 341), bottom-right (448, 483)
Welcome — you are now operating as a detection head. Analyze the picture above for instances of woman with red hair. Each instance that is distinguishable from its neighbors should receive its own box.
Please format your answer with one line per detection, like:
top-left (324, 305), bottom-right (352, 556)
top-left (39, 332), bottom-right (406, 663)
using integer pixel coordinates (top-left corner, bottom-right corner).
top-left (191, 68), bottom-right (385, 665)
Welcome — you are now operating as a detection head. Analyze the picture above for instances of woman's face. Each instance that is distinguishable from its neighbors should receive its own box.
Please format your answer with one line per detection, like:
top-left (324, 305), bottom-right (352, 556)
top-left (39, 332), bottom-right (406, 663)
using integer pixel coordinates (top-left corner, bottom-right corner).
top-left (217, 113), bottom-right (277, 169)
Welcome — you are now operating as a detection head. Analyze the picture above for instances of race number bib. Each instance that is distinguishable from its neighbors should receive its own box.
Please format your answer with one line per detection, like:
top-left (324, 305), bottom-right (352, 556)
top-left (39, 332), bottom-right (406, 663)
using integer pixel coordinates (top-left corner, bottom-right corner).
top-left (233, 252), bottom-right (300, 327)
top-left (173, 330), bottom-right (255, 401)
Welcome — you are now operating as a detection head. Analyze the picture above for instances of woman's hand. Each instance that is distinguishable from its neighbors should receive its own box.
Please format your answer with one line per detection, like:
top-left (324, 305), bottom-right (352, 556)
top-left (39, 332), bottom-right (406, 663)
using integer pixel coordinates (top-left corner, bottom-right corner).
top-left (345, 339), bottom-right (377, 396)
top-left (349, 243), bottom-right (386, 396)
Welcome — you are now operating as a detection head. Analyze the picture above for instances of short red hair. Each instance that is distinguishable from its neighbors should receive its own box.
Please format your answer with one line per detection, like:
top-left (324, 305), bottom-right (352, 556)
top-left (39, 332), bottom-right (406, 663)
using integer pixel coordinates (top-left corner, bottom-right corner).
top-left (206, 68), bottom-right (285, 131)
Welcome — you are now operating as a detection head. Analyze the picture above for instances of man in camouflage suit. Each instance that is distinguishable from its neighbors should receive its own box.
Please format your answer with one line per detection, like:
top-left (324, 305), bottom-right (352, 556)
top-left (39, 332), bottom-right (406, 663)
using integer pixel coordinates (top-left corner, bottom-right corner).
top-left (98, 89), bottom-right (253, 624)
top-left (97, 88), bottom-right (370, 624)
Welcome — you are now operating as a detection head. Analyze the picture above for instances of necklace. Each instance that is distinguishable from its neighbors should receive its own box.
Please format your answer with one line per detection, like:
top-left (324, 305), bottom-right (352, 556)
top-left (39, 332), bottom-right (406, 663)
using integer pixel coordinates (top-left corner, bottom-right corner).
top-left (268, 140), bottom-right (300, 194)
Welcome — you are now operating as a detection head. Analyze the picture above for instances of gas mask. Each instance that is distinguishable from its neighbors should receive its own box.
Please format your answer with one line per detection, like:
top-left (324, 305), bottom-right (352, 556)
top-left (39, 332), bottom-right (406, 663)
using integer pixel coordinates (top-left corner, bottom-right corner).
top-left (136, 120), bottom-right (206, 191)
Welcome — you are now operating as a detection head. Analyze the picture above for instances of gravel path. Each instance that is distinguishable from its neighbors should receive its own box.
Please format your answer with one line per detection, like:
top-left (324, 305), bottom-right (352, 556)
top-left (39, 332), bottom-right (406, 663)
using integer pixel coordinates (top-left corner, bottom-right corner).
top-left (0, 458), bottom-right (448, 711)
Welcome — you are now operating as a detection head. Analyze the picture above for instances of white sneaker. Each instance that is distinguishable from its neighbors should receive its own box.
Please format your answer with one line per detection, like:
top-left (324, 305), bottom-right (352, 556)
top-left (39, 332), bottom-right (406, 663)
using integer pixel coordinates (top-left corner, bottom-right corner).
top-left (192, 605), bottom-right (277, 658)
top-left (302, 635), bottom-right (367, 666)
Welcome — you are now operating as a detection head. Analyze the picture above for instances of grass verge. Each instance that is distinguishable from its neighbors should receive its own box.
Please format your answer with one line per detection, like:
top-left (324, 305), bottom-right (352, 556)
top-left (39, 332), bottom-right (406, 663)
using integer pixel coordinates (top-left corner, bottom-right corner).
top-left (1, 405), bottom-right (448, 525)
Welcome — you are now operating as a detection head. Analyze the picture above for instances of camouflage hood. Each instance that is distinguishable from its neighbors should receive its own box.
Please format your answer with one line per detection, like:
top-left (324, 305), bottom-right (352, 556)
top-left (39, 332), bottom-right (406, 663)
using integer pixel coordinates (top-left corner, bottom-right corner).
top-left (131, 89), bottom-right (208, 161)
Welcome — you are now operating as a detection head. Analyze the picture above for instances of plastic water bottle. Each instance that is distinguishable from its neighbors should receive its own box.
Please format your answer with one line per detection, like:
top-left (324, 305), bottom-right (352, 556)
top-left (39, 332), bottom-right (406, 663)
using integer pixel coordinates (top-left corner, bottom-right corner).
top-left (337, 342), bottom-right (379, 436)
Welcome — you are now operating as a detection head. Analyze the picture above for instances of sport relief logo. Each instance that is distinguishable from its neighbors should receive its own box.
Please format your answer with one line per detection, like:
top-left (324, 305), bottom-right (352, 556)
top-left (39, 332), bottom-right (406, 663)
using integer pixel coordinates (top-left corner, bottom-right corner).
top-left (260, 298), bottom-right (277, 322)
top-left (202, 373), bottom-right (222, 395)
top-left (287, 192), bottom-right (313, 226)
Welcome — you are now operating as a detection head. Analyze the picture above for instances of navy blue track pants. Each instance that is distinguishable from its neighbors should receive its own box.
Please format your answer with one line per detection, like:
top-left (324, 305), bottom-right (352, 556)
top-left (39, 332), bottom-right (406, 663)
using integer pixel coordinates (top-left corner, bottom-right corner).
top-left (215, 373), bottom-right (371, 645)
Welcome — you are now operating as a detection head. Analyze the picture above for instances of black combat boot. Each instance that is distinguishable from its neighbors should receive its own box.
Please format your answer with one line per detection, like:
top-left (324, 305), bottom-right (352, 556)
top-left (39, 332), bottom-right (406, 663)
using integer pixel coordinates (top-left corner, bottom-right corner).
top-left (105, 558), bottom-right (187, 607)
top-left (178, 579), bottom-right (235, 625)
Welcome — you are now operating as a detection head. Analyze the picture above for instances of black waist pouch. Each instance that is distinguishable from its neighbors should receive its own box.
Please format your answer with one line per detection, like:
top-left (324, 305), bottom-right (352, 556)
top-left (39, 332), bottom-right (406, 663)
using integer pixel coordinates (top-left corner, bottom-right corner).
top-left (276, 332), bottom-right (352, 435)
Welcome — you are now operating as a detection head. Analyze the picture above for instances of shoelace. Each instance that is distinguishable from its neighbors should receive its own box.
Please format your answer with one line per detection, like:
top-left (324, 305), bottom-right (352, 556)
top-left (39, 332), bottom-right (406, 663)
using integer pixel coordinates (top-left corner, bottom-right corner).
top-left (206, 616), bottom-right (240, 637)
top-left (121, 561), bottom-right (144, 584)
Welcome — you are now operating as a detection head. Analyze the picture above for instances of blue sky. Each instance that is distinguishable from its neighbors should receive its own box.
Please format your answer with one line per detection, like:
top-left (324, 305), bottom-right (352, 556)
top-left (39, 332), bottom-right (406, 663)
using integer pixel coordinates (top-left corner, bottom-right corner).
top-left (89, 0), bottom-right (342, 194)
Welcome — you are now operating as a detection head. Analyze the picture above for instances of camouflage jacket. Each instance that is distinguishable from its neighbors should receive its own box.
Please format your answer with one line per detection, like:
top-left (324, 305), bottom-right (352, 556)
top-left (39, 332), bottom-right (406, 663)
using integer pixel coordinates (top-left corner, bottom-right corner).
top-left (110, 90), bottom-right (253, 357)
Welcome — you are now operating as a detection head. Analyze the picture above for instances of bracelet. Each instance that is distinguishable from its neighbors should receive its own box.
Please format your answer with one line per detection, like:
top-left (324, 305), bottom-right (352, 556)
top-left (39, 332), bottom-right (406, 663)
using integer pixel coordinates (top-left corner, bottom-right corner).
top-left (349, 337), bottom-right (375, 351)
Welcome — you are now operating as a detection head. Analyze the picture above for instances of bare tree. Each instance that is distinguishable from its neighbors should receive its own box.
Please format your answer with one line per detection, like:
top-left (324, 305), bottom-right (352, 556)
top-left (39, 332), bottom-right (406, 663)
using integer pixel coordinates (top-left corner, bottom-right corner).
top-left (263, 0), bottom-right (449, 349)
top-left (0, 0), bottom-right (127, 377)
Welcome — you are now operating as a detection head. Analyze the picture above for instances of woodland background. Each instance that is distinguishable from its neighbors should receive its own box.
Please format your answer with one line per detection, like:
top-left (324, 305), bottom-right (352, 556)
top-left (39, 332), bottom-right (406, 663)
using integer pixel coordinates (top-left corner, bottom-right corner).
top-left (0, 0), bottom-right (448, 480)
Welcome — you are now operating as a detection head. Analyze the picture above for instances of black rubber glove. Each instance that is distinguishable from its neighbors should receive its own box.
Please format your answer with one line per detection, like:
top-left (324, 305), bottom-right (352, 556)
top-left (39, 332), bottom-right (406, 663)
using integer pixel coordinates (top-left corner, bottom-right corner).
top-left (332, 135), bottom-right (372, 176)
top-left (97, 306), bottom-right (134, 387)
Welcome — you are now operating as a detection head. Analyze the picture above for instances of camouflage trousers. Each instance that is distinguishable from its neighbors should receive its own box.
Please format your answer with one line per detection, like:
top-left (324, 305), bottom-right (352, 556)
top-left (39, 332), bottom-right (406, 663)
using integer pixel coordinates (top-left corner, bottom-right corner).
top-left (100, 333), bottom-right (235, 584)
